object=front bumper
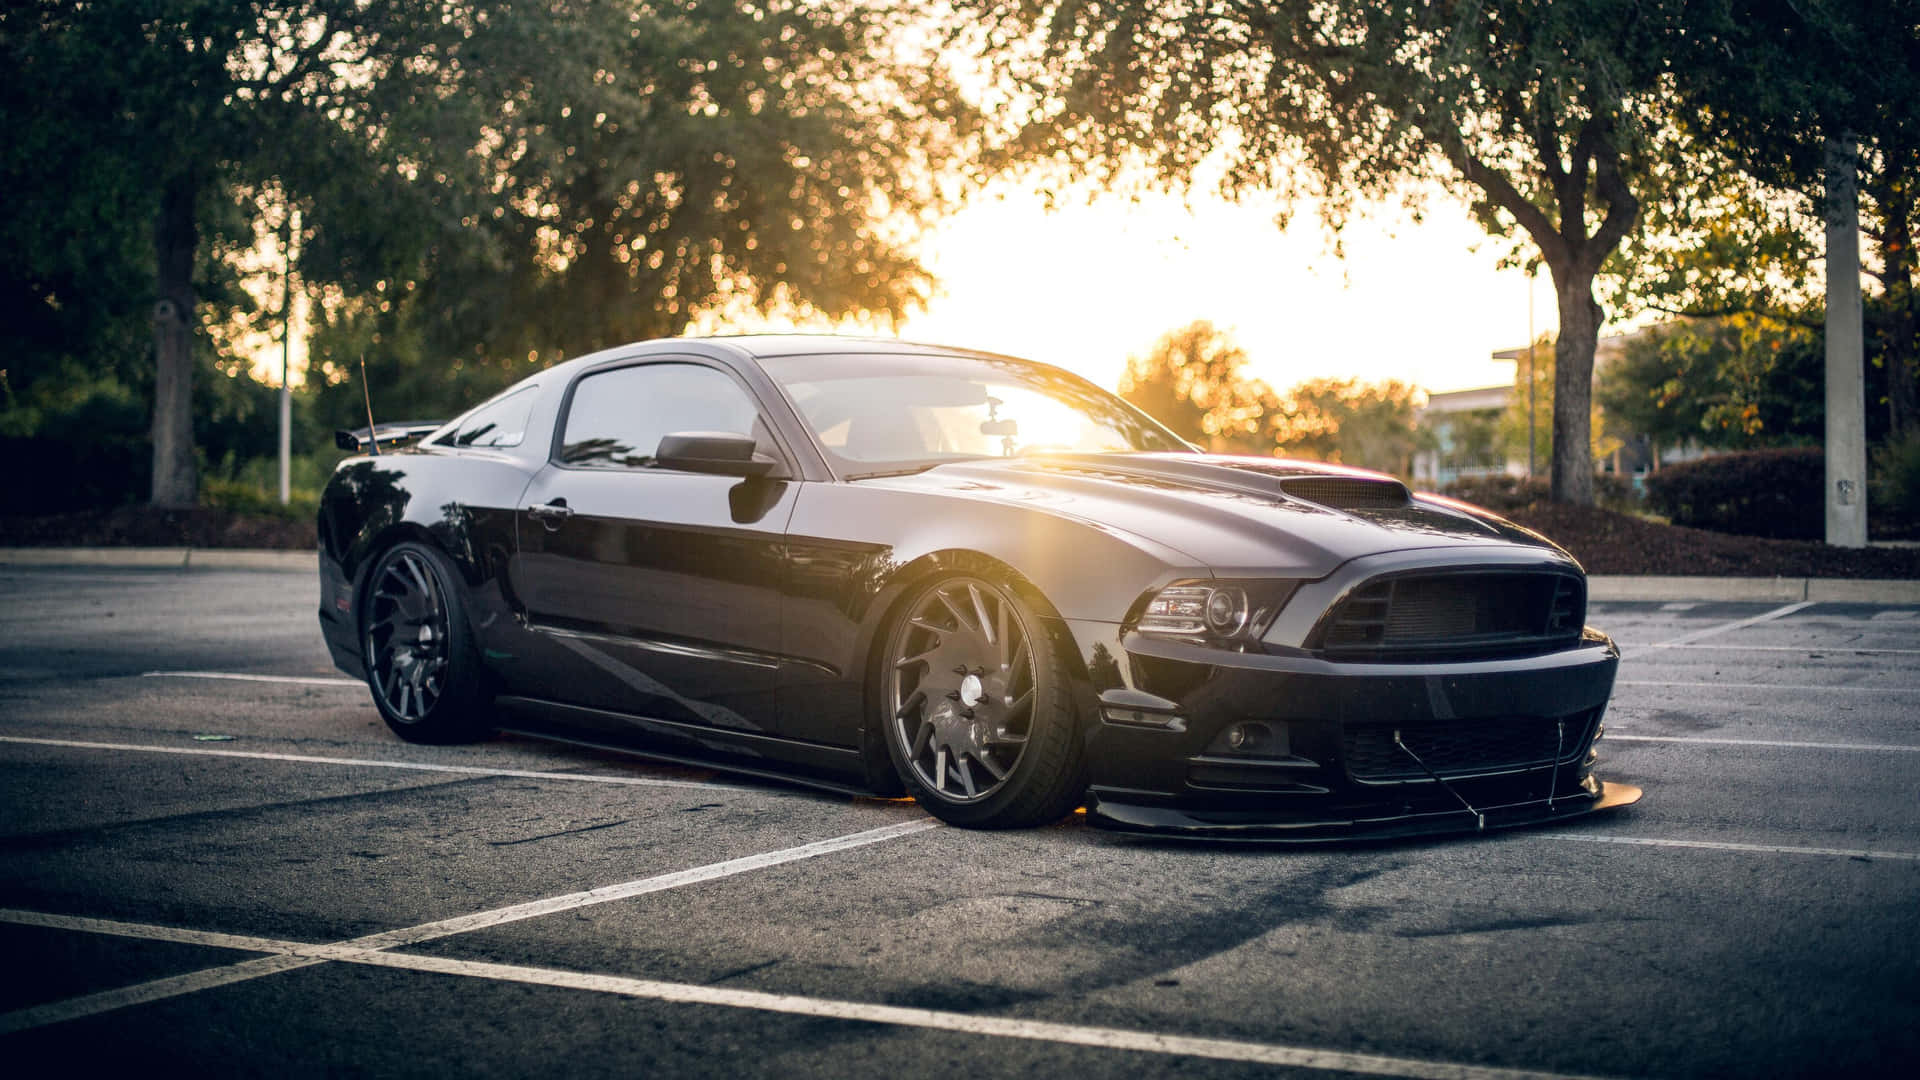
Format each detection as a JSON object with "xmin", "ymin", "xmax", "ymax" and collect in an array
[{"xmin": 1075, "ymin": 625, "xmax": 1635, "ymax": 841}]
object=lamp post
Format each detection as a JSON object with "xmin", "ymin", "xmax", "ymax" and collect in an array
[
  {"xmin": 279, "ymin": 209, "xmax": 298, "ymax": 505},
  {"xmin": 1526, "ymin": 263, "xmax": 1536, "ymax": 481}
]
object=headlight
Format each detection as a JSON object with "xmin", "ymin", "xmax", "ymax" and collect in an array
[{"xmin": 1134, "ymin": 580, "xmax": 1297, "ymax": 644}]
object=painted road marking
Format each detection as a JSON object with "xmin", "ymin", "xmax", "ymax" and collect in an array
[
  {"xmin": 1617, "ymin": 680, "xmax": 1920, "ymax": 694},
  {"xmin": 0, "ymin": 819, "xmax": 938, "ymax": 1035},
  {"xmin": 1544, "ymin": 834, "xmax": 1920, "ymax": 862},
  {"xmin": 142, "ymin": 670, "xmax": 363, "ymax": 687},
  {"xmin": 1627, "ymin": 644, "xmax": 1920, "ymax": 656},
  {"xmin": 1652, "ymin": 601, "xmax": 1813, "ymax": 647},
  {"xmin": 0, "ymin": 736, "xmax": 745, "ymax": 791},
  {"xmin": 1658, "ymin": 602, "xmax": 1697, "ymax": 611},
  {"xmin": 1605, "ymin": 734, "xmax": 1920, "ymax": 753},
  {"xmin": 0, "ymin": 911, "xmax": 1617, "ymax": 1080}
]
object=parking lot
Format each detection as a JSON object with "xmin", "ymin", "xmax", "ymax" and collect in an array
[{"xmin": 1, "ymin": 565, "xmax": 1915, "ymax": 1078}]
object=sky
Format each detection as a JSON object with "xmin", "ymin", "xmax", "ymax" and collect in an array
[
  {"xmin": 259, "ymin": 177, "xmax": 1560, "ymax": 399},
  {"xmin": 891, "ymin": 180, "xmax": 1556, "ymax": 397}
]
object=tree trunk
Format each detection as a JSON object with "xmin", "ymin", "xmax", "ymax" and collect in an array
[
  {"xmin": 150, "ymin": 171, "xmax": 199, "ymax": 508},
  {"xmin": 1548, "ymin": 268, "xmax": 1600, "ymax": 506}
]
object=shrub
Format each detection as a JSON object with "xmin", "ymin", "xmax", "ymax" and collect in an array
[
  {"xmin": 1440, "ymin": 472, "xmax": 1636, "ymax": 513},
  {"xmin": 1643, "ymin": 448, "xmax": 1824, "ymax": 540},
  {"xmin": 1871, "ymin": 433, "xmax": 1920, "ymax": 537}
]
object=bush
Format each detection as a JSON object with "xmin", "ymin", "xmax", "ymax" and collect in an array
[
  {"xmin": 1440, "ymin": 472, "xmax": 1636, "ymax": 513},
  {"xmin": 1872, "ymin": 433, "xmax": 1920, "ymax": 537},
  {"xmin": 1643, "ymin": 448, "xmax": 1824, "ymax": 540}
]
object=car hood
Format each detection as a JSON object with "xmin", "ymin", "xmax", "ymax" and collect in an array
[{"xmin": 854, "ymin": 453, "xmax": 1571, "ymax": 579}]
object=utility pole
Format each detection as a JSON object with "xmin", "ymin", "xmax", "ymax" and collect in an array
[
  {"xmin": 279, "ymin": 209, "xmax": 297, "ymax": 505},
  {"xmin": 1824, "ymin": 136, "xmax": 1867, "ymax": 547}
]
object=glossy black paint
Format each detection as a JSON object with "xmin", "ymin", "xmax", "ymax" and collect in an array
[{"xmin": 318, "ymin": 334, "xmax": 1629, "ymax": 836}]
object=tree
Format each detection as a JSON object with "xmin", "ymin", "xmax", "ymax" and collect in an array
[
  {"xmin": 1664, "ymin": 2, "xmax": 1920, "ymax": 439},
  {"xmin": 305, "ymin": 0, "xmax": 970, "ymax": 384},
  {"xmin": 1503, "ymin": 337, "xmax": 1621, "ymax": 470},
  {"xmin": 5, "ymin": 2, "xmax": 508, "ymax": 505},
  {"xmin": 1270, "ymin": 378, "xmax": 1428, "ymax": 477},
  {"xmin": 1118, "ymin": 321, "xmax": 1273, "ymax": 452},
  {"xmin": 6, "ymin": 2, "xmax": 968, "ymax": 506},
  {"xmin": 1596, "ymin": 316, "xmax": 1824, "ymax": 453},
  {"xmin": 958, "ymin": 1, "xmax": 1692, "ymax": 505}
]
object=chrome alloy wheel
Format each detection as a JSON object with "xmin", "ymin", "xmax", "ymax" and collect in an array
[
  {"xmin": 364, "ymin": 549, "xmax": 450, "ymax": 723},
  {"xmin": 885, "ymin": 577, "xmax": 1039, "ymax": 803}
]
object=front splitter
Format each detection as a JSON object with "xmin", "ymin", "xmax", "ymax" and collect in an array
[{"xmin": 1087, "ymin": 779, "xmax": 1644, "ymax": 844}]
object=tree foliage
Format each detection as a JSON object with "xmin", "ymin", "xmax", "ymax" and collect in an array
[
  {"xmin": 1118, "ymin": 322, "xmax": 1424, "ymax": 475},
  {"xmin": 1117, "ymin": 321, "xmax": 1271, "ymax": 453},
  {"xmin": 1658, "ymin": 1, "xmax": 1920, "ymax": 438},
  {"xmin": 3, "ymin": 1, "xmax": 969, "ymax": 505},
  {"xmin": 958, "ymin": 0, "xmax": 1694, "ymax": 504},
  {"xmin": 1269, "ymin": 378, "xmax": 1428, "ymax": 476},
  {"xmin": 1596, "ymin": 317, "xmax": 1824, "ymax": 452}
]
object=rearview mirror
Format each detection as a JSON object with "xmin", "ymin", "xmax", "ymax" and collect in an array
[{"xmin": 655, "ymin": 431, "xmax": 781, "ymax": 478}]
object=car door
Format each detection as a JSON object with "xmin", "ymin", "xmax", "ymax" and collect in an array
[{"xmin": 506, "ymin": 358, "xmax": 800, "ymax": 739}]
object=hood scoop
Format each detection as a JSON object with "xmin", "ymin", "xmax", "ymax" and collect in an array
[
  {"xmin": 1275, "ymin": 475, "xmax": 1411, "ymax": 510},
  {"xmin": 1010, "ymin": 453, "xmax": 1415, "ymax": 511}
]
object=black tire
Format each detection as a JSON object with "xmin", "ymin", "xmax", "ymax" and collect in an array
[
  {"xmin": 359, "ymin": 541, "xmax": 494, "ymax": 744},
  {"xmin": 880, "ymin": 574, "xmax": 1086, "ymax": 828}
]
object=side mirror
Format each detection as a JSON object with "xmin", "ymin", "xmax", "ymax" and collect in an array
[{"xmin": 655, "ymin": 431, "xmax": 783, "ymax": 478}]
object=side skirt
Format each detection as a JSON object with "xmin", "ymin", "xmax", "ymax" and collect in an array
[{"xmin": 494, "ymin": 695, "xmax": 876, "ymax": 798}]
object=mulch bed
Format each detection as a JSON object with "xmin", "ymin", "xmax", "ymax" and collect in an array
[
  {"xmin": 4, "ymin": 503, "xmax": 1917, "ymax": 579},
  {"xmin": 0, "ymin": 507, "xmax": 316, "ymax": 551},
  {"xmin": 1509, "ymin": 503, "xmax": 1920, "ymax": 579}
]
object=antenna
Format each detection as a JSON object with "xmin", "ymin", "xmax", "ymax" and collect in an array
[{"xmin": 359, "ymin": 355, "xmax": 379, "ymax": 456}]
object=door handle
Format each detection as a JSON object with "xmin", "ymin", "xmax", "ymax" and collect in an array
[{"xmin": 526, "ymin": 499, "xmax": 573, "ymax": 523}]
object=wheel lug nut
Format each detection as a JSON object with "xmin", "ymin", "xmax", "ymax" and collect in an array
[
  {"xmin": 946, "ymin": 690, "xmax": 962, "ymax": 701},
  {"xmin": 952, "ymin": 665, "xmax": 969, "ymax": 675}
]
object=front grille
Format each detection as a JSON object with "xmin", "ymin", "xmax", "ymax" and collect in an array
[
  {"xmin": 1342, "ymin": 712, "xmax": 1596, "ymax": 782},
  {"xmin": 1313, "ymin": 571, "xmax": 1584, "ymax": 660},
  {"xmin": 1278, "ymin": 476, "xmax": 1410, "ymax": 509}
]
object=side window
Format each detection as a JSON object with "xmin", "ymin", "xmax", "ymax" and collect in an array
[
  {"xmin": 560, "ymin": 363, "xmax": 762, "ymax": 469},
  {"xmin": 436, "ymin": 386, "xmax": 536, "ymax": 449}
]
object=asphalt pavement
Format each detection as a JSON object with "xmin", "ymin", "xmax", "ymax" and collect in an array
[{"xmin": 1, "ymin": 566, "xmax": 1916, "ymax": 1078}]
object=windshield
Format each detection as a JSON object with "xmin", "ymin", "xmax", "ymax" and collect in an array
[{"xmin": 761, "ymin": 351, "xmax": 1192, "ymax": 476}]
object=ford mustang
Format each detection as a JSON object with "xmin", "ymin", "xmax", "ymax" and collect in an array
[{"xmin": 316, "ymin": 335, "xmax": 1640, "ymax": 838}]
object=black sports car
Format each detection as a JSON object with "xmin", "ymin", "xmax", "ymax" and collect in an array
[{"xmin": 317, "ymin": 335, "xmax": 1640, "ymax": 838}]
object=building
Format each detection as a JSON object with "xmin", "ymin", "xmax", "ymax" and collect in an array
[{"xmin": 1410, "ymin": 383, "xmax": 1516, "ymax": 489}]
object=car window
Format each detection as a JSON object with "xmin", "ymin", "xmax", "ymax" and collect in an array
[
  {"xmin": 436, "ymin": 385, "xmax": 537, "ymax": 449},
  {"xmin": 559, "ymin": 363, "xmax": 762, "ymax": 469}
]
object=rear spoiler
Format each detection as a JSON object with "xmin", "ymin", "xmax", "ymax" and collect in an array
[{"xmin": 334, "ymin": 420, "xmax": 446, "ymax": 454}]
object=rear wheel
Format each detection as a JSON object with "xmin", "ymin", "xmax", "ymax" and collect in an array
[
  {"xmin": 360, "ymin": 541, "xmax": 492, "ymax": 743},
  {"xmin": 881, "ymin": 575, "xmax": 1085, "ymax": 827}
]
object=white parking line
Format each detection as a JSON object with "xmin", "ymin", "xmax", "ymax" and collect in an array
[
  {"xmin": 1544, "ymin": 834, "xmax": 1920, "ymax": 862},
  {"xmin": 1629, "ymin": 644, "xmax": 1920, "ymax": 656},
  {"xmin": 1616, "ymin": 680, "xmax": 1920, "ymax": 694},
  {"xmin": 0, "ymin": 819, "xmax": 938, "ymax": 1035},
  {"xmin": 1605, "ymin": 734, "xmax": 1920, "ymax": 753},
  {"xmin": 0, "ymin": 911, "xmax": 1616, "ymax": 1080},
  {"xmin": 0, "ymin": 736, "xmax": 748, "ymax": 791},
  {"xmin": 1652, "ymin": 601, "xmax": 1813, "ymax": 647},
  {"xmin": 142, "ymin": 670, "xmax": 363, "ymax": 687}
]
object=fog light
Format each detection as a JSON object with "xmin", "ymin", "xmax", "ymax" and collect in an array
[{"xmin": 1226, "ymin": 722, "xmax": 1269, "ymax": 752}]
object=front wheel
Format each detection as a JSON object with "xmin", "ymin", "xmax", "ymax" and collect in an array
[
  {"xmin": 360, "ymin": 541, "xmax": 494, "ymax": 744},
  {"xmin": 881, "ymin": 575, "xmax": 1085, "ymax": 828}
]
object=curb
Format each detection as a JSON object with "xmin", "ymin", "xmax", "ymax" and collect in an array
[
  {"xmin": 4, "ymin": 549, "xmax": 1918, "ymax": 604},
  {"xmin": 0, "ymin": 548, "xmax": 317, "ymax": 572},
  {"xmin": 1587, "ymin": 575, "xmax": 1920, "ymax": 604}
]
